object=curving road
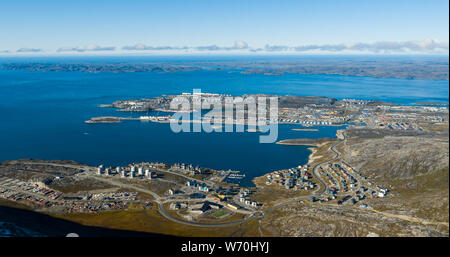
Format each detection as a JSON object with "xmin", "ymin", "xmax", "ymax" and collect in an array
[
  {"xmin": 312, "ymin": 131, "xmax": 346, "ymax": 196},
  {"xmin": 157, "ymin": 202, "xmax": 257, "ymax": 227},
  {"xmin": 262, "ymin": 132, "xmax": 346, "ymax": 214},
  {"xmin": 25, "ymin": 132, "xmax": 346, "ymax": 228},
  {"xmin": 154, "ymin": 168, "xmax": 213, "ymax": 187}
]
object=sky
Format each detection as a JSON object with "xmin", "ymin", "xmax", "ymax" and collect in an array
[{"xmin": 0, "ymin": 0, "xmax": 448, "ymax": 55}]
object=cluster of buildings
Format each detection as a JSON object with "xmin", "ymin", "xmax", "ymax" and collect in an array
[
  {"xmin": 375, "ymin": 121, "xmax": 422, "ymax": 131},
  {"xmin": 238, "ymin": 189, "xmax": 258, "ymax": 208},
  {"xmin": 62, "ymin": 199, "xmax": 134, "ymax": 213},
  {"xmin": 390, "ymin": 105, "xmax": 448, "ymax": 113},
  {"xmin": 188, "ymin": 200, "xmax": 223, "ymax": 215},
  {"xmin": 18, "ymin": 181, "xmax": 63, "ymax": 200},
  {"xmin": 170, "ymin": 163, "xmax": 204, "ymax": 175},
  {"xmin": 186, "ymin": 180, "xmax": 210, "ymax": 193},
  {"xmin": 0, "ymin": 187, "xmax": 52, "ymax": 207},
  {"xmin": 97, "ymin": 164, "xmax": 155, "ymax": 180},
  {"xmin": 106, "ymin": 94, "xmax": 448, "ymax": 137},
  {"xmin": 266, "ymin": 165, "xmax": 315, "ymax": 191},
  {"xmin": 89, "ymin": 192, "xmax": 137, "ymax": 201},
  {"xmin": 62, "ymin": 191, "xmax": 150, "ymax": 213},
  {"xmin": 139, "ymin": 115, "xmax": 172, "ymax": 122},
  {"xmin": 278, "ymin": 118, "xmax": 335, "ymax": 125},
  {"xmin": 169, "ymin": 200, "xmax": 228, "ymax": 216},
  {"xmin": 110, "ymin": 99, "xmax": 155, "ymax": 112},
  {"xmin": 320, "ymin": 163, "xmax": 360, "ymax": 194},
  {"xmin": 169, "ymin": 201, "xmax": 188, "ymax": 210},
  {"xmin": 97, "ymin": 161, "xmax": 207, "ymax": 180},
  {"xmin": 60, "ymin": 192, "xmax": 143, "ymax": 213},
  {"xmin": 352, "ymin": 102, "xmax": 448, "ymax": 130},
  {"xmin": 315, "ymin": 162, "xmax": 389, "ymax": 205},
  {"xmin": 0, "ymin": 178, "xmax": 63, "ymax": 208},
  {"xmin": 341, "ymin": 99, "xmax": 373, "ymax": 106},
  {"xmin": 278, "ymin": 106, "xmax": 353, "ymax": 126},
  {"xmin": 184, "ymin": 179, "xmax": 246, "ymax": 211},
  {"xmin": 0, "ymin": 175, "xmax": 145, "ymax": 213},
  {"xmin": 337, "ymin": 185, "xmax": 387, "ymax": 206}
]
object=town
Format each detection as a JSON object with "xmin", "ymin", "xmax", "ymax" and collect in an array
[
  {"xmin": 0, "ymin": 175, "xmax": 150, "ymax": 213},
  {"xmin": 0, "ymin": 93, "xmax": 447, "ymax": 231},
  {"xmin": 0, "ymin": 154, "xmax": 391, "ymax": 224},
  {"xmin": 86, "ymin": 93, "xmax": 448, "ymax": 135}
]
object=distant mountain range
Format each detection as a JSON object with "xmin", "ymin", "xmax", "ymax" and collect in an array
[{"xmin": 0, "ymin": 56, "xmax": 448, "ymax": 80}]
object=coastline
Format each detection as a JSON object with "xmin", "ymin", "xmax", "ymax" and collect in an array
[
  {"xmin": 291, "ymin": 128, "xmax": 319, "ymax": 132},
  {"xmin": 306, "ymin": 146, "xmax": 318, "ymax": 165},
  {"xmin": 275, "ymin": 138, "xmax": 335, "ymax": 146},
  {"xmin": 252, "ymin": 137, "xmax": 333, "ymax": 186}
]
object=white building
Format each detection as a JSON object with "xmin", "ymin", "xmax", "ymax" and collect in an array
[{"xmin": 97, "ymin": 165, "xmax": 104, "ymax": 175}]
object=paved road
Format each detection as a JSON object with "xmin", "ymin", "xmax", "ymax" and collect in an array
[
  {"xmin": 312, "ymin": 132, "xmax": 346, "ymax": 195},
  {"xmin": 154, "ymin": 168, "xmax": 214, "ymax": 187},
  {"xmin": 83, "ymin": 169, "xmax": 256, "ymax": 227},
  {"xmin": 157, "ymin": 202, "xmax": 257, "ymax": 228},
  {"xmin": 21, "ymin": 133, "xmax": 347, "ymax": 227},
  {"xmin": 85, "ymin": 174, "xmax": 162, "ymax": 201},
  {"xmin": 21, "ymin": 162, "xmax": 93, "ymax": 171},
  {"xmin": 262, "ymin": 132, "xmax": 346, "ymax": 214}
]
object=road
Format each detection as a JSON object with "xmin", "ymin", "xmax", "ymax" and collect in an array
[
  {"xmin": 83, "ymin": 168, "xmax": 257, "ymax": 227},
  {"xmin": 21, "ymin": 162, "xmax": 92, "ymax": 171},
  {"xmin": 20, "ymin": 132, "xmax": 347, "ymax": 227},
  {"xmin": 262, "ymin": 132, "xmax": 346, "ymax": 214},
  {"xmin": 157, "ymin": 202, "xmax": 257, "ymax": 227},
  {"xmin": 85, "ymin": 175, "xmax": 162, "ymax": 201},
  {"xmin": 312, "ymin": 131, "xmax": 346, "ymax": 195},
  {"xmin": 153, "ymin": 167, "xmax": 214, "ymax": 187}
]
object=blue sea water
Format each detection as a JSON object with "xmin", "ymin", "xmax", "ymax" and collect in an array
[{"xmin": 0, "ymin": 56, "xmax": 448, "ymax": 186}]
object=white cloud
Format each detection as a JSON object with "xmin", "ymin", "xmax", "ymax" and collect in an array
[
  {"xmin": 122, "ymin": 41, "xmax": 249, "ymax": 52},
  {"xmin": 122, "ymin": 44, "xmax": 187, "ymax": 51},
  {"xmin": 233, "ymin": 40, "xmax": 248, "ymax": 49},
  {"xmin": 57, "ymin": 45, "xmax": 116, "ymax": 52},
  {"xmin": 16, "ymin": 48, "xmax": 42, "ymax": 53},
  {"xmin": 44, "ymin": 39, "xmax": 449, "ymax": 54},
  {"xmin": 259, "ymin": 39, "xmax": 449, "ymax": 53}
]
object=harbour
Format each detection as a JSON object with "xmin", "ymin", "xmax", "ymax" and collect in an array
[{"xmin": 0, "ymin": 63, "xmax": 448, "ymax": 187}]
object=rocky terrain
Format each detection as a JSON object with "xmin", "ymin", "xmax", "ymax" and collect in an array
[
  {"xmin": 263, "ymin": 127, "xmax": 449, "ymax": 237},
  {"xmin": 262, "ymin": 202, "xmax": 448, "ymax": 237},
  {"xmin": 339, "ymin": 135, "xmax": 449, "ymax": 179},
  {"xmin": 1, "ymin": 56, "xmax": 448, "ymax": 80},
  {"xmin": 0, "ymin": 159, "xmax": 116, "ymax": 193},
  {"xmin": 0, "ymin": 159, "xmax": 84, "ymax": 181},
  {"xmin": 337, "ymin": 134, "xmax": 449, "ymax": 224},
  {"xmin": 0, "ymin": 133, "xmax": 448, "ymax": 237}
]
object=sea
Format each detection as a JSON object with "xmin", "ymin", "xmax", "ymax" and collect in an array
[{"xmin": 0, "ymin": 55, "xmax": 448, "ymax": 186}]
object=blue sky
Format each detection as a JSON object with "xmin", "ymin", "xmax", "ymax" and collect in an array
[{"xmin": 0, "ymin": 0, "xmax": 448, "ymax": 54}]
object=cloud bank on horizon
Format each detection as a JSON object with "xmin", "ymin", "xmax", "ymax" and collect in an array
[
  {"xmin": 3, "ymin": 39, "xmax": 449, "ymax": 55},
  {"xmin": 260, "ymin": 39, "xmax": 449, "ymax": 53},
  {"xmin": 122, "ymin": 40, "xmax": 249, "ymax": 52},
  {"xmin": 16, "ymin": 48, "xmax": 43, "ymax": 53},
  {"xmin": 57, "ymin": 45, "xmax": 116, "ymax": 53}
]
